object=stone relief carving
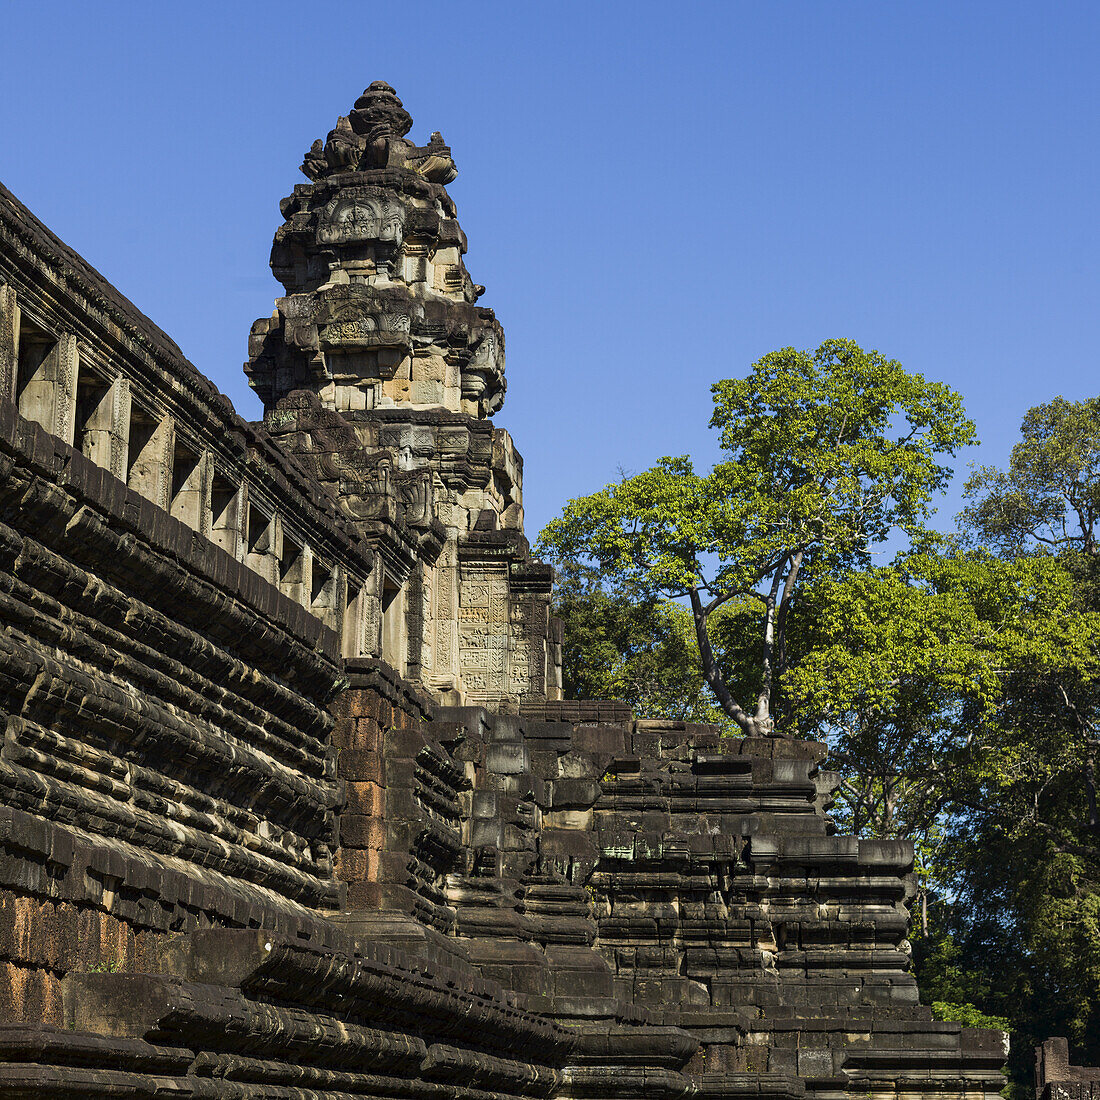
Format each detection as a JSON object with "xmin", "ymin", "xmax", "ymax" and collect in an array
[{"xmin": 317, "ymin": 197, "xmax": 381, "ymax": 244}]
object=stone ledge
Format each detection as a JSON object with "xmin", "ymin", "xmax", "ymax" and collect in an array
[
  {"xmin": 345, "ymin": 657, "xmax": 438, "ymax": 722},
  {"xmin": 520, "ymin": 700, "xmax": 633, "ymax": 724},
  {"xmin": 0, "ymin": 410, "xmax": 342, "ymax": 672}
]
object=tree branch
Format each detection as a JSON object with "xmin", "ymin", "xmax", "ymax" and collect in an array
[{"xmin": 688, "ymin": 586, "xmax": 757, "ymax": 733}]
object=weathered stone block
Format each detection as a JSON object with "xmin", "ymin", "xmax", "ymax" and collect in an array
[
  {"xmin": 339, "ymin": 814, "xmax": 387, "ymax": 849},
  {"xmin": 344, "ymin": 781, "xmax": 385, "ymax": 817},
  {"xmin": 338, "ymin": 749, "xmax": 384, "ymax": 783}
]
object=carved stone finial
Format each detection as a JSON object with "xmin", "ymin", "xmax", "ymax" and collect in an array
[
  {"xmin": 323, "ymin": 115, "xmax": 361, "ymax": 172},
  {"xmin": 265, "ymin": 86, "xmax": 501, "ymax": 418},
  {"xmin": 297, "ymin": 82, "xmax": 461, "ymax": 181},
  {"xmin": 350, "ymin": 81, "xmax": 413, "ymax": 139}
]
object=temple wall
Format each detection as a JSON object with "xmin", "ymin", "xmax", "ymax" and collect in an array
[
  {"xmin": 582, "ymin": 721, "xmax": 1008, "ymax": 1097},
  {"xmin": 261, "ymin": 395, "xmax": 561, "ymax": 711},
  {"xmin": 0, "ymin": 183, "xmax": 595, "ymax": 1100},
  {"xmin": 0, "ymin": 398, "xmax": 348, "ymax": 1024},
  {"xmin": 511, "ymin": 710, "xmax": 1008, "ymax": 1100},
  {"xmin": 0, "ymin": 182, "xmax": 382, "ymax": 661}
]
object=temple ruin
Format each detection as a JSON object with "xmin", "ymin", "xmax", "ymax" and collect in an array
[{"xmin": 0, "ymin": 82, "xmax": 1007, "ymax": 1098}]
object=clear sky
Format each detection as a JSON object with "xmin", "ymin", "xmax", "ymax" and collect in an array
[{"xmin": 2, "ymin": 2, "xmax": 1097, "ymax": 544}]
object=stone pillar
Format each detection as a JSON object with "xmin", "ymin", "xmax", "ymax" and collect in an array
[
  {"xmin": 330, "ymin": 660, "xmax": 450, "ymax": 927},
  {"xmin": 0, "ymin": 284, "xmax": 17, "ymax": 402},
  {"xmin": 76, "ymin": 373, "xmax": 126, "ymax": 472},
  {"xmin": 54, "ymin": 333, "xmax": 78, "ymax": 443},
  {"xmin": 405, "ymin": 564, "xmax": 426, "ymax": 681},
  {"xmin": 210, "ymin": 473, "xmax": 244, "ymax": 559},
  {"xmin": 108, "ymin": 377, "xmax": 131, "ymax": 481},
  {"xmin": 169, "ymin": 446, "xmax": 212, "ymax": 534},
  {"xmin": 380, "ymin": 583, "xmax": 407, "ymax": 674},
  {"xmin": 127, "ymin": 412, "xmax": 173, "ymax": 510},
  {"xmin": 458, "ymin": 560, "xmax": 509, "ymax": 704},
  {"xmin": 429, "ymin": 554, "xmax": 460, "ymax": 696}
]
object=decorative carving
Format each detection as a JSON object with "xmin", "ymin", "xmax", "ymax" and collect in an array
[
  {"xmin": 248, "ymin": 85, "xmax": 561, "ymax": 704},
  {"xmin": 255, "ymin": 84, "xmax": 505, "ymax": 419},
  {"xmin": 317, "ymin": 197, "xmax": 380, "ymax": 244}
]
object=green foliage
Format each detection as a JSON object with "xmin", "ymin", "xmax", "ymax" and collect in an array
[
  {"xmin": 85, "ymin": 958, "xmax": 123, "ymax": 974},
  {"xmin": 790, "ymin": 549, "xmax": 1095, "ymax": 727},
  {"xmin": 913, "ymin": 396, "xmax": 1100, "ymax": 1081},
  {"xmin": 786, "ymin": 547, "xmax": 1100, "ymax": 825},
  {"xmin": 552, "ymin": 563, "xmax": 734, "ymax": 726},
  {"xmin": 913, "ymin": 919, "xmax": 994, "ymax": 1008},
  {"xmin": 542, "ymin": 370, "xmax": 1100, "ymax": 1086},
  {"xmin": 788, "ymin": 543, "xmax": 1100, "ymax": 1073},
  {"xmin": 930, "ymin": 1002, "xmax": 1010, "ymax": 1030},
  {"xmin": 961, "ymin": 396, "xmax": 1100, "ymax": 556},
  {"xmin": 935, "ymin": 826, "xmax": 1100, "ymax": 1082},
  {"xmin": 538, "ymin": 340, "xmax": 975, "ymax": 734},
  {"xmin": 707, "ymin": 340, "xmax": 974, "ymax": 577},
  {"xmin": 781, "ymin": 543, "xmax": 1100, "ymax": 1031}
]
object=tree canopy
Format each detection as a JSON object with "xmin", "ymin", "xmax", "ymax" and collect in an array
[
  {"xmin": 551, "ymin": 561, "xmax": 731, "ymax": 726},
  {"xmin": 961, "ymin": 396, "xmax": 1100, "ymax": 556},
  {"xmin": 537, "ymin": 339, "xmax": 976, "ymax": 735}
]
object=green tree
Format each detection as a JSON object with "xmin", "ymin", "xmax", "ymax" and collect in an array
[
  {"xmin": 783, "ymin": 538, "xmax": 1100, "ymax": 1085},
  {"xmin": 551, "ymin": 562, "xmax": 732, "ymax": 725},
  {"xmin": 537, "ymin": 339, "xmax": 976, "ymax": 736},
  {"xmin": 961, "ymin": 395, "xmax": 1100, "ymax": 556},
  {"xmin": 921, "ymin": 395, "xmax": 1100, "ymax": 1081},
  {"xmin": 939, "ymin": 786, "xmax": 1100, "ymax": 1084},
  {"xmin": 957, "ymin": 396, "xmax": 1100, "ymax": 864},
  {"xmin": 787, "ymin": 548, "xmax": 1100, "ymax": 935}
]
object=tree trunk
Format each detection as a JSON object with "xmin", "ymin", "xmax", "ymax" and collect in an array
[
  {"xmin": 773, "ymin": 549, "xmax": 804, "ymax": 701},
  {"xmin": 1085, "ymin": 753, "xmax": 1099, "ymax": 833},
  {"xmin": 753, "ymin": 563, "xmax": 788, "ymax": 733},
  {"xmin": 688, "ymin": 588, "xmax": 772, "ymax": 735}
]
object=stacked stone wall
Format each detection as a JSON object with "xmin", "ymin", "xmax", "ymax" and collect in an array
[
  {"xmin": 0, "ymin": 400, "xmax": 349, "ymax": 1028},
  {"xmin": 582, "ymin": 720, "xmax": 1008, "ymax": 1100},
  {"xmin": 0, "ymin": 223, "xmax": 589, "ymax": 1100},
  {"xmin": 0, "ymin": 181, "xmax": 384, "ymax": 663}
]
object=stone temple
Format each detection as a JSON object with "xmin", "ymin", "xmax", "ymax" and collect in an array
[{"xmin": 0, "ymin": 83, "xmax": 1007, "ymax": 1098}]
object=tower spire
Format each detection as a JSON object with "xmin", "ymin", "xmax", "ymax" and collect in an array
[{"xmin": 248, "ymin": 82, "xmax": 499, "ymax": 418}]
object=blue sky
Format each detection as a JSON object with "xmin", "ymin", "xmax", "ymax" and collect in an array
[{"xmin": 2, "ymin": 2, "xmax": 1097, "ymax": 545}]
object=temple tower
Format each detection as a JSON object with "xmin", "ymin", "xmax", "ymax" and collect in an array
[{"xmin": 247, "ymin": 82, "xmax": 561, "ymax": 711}]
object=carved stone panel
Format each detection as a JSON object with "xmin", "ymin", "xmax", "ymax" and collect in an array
[
  {"xmin": 317, "ymin": 195, "xmax": 381, "ymax": 244},
  {"xmin": 459, "ymin": 563, "xmax": 510, "ymax": 699}
]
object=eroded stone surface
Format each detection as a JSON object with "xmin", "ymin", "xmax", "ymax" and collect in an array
[{"xmin": 1036, "ymin": 1038, "xmax": 1100, "ymax": 1100}]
